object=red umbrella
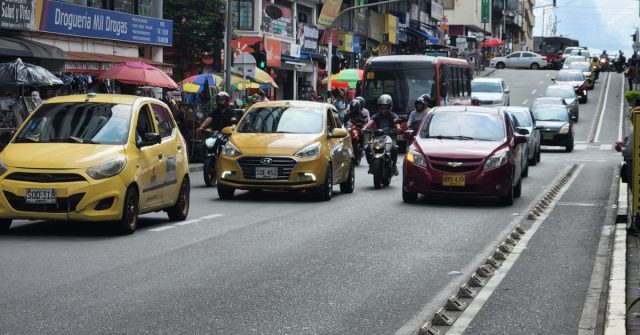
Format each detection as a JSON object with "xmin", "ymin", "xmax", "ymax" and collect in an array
[
  {"xmin": 99, "ymin": 61, "xmax": 178, "ymax": 90},
  {"xmin": 481, "ymin": 38, "xmax": 504, "ymax": 48}
]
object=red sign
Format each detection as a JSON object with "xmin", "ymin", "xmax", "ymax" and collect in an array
[
  {"xmin": 265, "ymin": 38, "xmax": 281, "ymax": 68},
  {"xmin": 319, "ymin": 28, "xmax": 340, "ymax": 47}
]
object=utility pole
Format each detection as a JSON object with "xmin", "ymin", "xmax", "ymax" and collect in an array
[
  {"xmin": 224, "ymin": 0, "xmax": 233, "ymax": 93},
  {"xmin": 541, "ymin": 6, "xmax": 545, "ymax": 37}
]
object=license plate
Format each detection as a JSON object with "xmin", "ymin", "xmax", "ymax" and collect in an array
[
  {"xmin": 255, "ymin": 167, "xmax": 278, "ymax": 179},
  {"xmin": 443, "ymin": 175, "xmax": 465, "ymax": 187},
  {"xmin": 26, "ymin": 188, "xmax": 56, "ymax": 204},
  {"xmin": 543, "ymin": 133, "xmax": 554, "ymax": 140}
]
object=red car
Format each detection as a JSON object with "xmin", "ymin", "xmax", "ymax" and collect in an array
[{"xmin": 402, "ymin": 106, "xmax": 528, "ymax": 205}]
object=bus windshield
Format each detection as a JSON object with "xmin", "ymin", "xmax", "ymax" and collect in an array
[
  {"xmin": 363, "ymin": 66, "xmax": 436, "ymax": 117},
  {"xmin": 539, "ymin": 37, "xmax": 579, "ymax": 55}
]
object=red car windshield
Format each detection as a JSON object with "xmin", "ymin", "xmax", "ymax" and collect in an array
[{"xmin": 420, "ymin": 112, "xmax": 505, "ymax": 141}]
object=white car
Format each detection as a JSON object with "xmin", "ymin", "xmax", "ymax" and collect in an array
[
  {"xmin": 490, "ymin": 51, "xmax": 548, "ymax": 70},
  {"xmin": 471, "ymin": 78, "xmax": 510, "ymax": 106},
  {"xmin": 562, "ymin": 47, "xmax": 588, "ymax": 59}
]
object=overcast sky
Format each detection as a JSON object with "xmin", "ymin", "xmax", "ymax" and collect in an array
[{"xmin": 533, "ymin": 0, "xmax": 639, "ymax": 56}]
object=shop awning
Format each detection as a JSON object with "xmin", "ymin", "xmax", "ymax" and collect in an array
[
  {"xmin": 0, "ymin": 36, "xmax": 66, "ymax": 60},
  {"xmin": 65, "ymin": 51, "xmax": 173, "ymax": 75},
  {"xmin": 404, "ymin": 27, "xmax": 439, "ymax": 44},
  {"xmin": 300, "ymin": 51, "xmax": 324, "ymax": 61}
]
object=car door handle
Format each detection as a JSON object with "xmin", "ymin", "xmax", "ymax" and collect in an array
[
  {"xmin": 158, "ymin": 153, "xmax": 164, "ymax": 159},
  {"xmin": 177, "ymin": 144, "xmax": 182, "ymax": 150}
]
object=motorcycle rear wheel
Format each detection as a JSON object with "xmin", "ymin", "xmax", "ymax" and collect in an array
[{"xmin": 203, "ymin": 157, "xmax": 217, "ymax": 187}]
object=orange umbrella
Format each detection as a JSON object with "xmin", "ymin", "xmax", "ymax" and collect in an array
[
  {"xmin": 481, "ymin": 38, "xmax": 504, "ymax": 48},
  {"xmin": 99, "ymin": 61, "xmax": 178, "ymax": 89}
]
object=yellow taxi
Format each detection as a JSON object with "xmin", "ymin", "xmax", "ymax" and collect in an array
[
  {"xmin": 0, "ymin": 93, "xmax": 190, "ymax": 235},
  {"xmin": 217, "ymin": 100, "xmax": 355, "ymax": 201}
]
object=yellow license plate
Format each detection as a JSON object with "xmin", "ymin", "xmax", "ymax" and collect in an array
[
  {"xmin": 443, "ymin": 175, "xmax": 465, "ymax": 187},
  {"xmin": 543, "ymin": 133, "xmax": 554, "ymax": 140}
]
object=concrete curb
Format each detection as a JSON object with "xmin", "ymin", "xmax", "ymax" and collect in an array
[
  {"xmin": 481, "ymin": 68, "xmax": 497, "ymax": 78},
  {"xmin": 604, "ymin": 180, "xmax": 628, "ymax": 335}
]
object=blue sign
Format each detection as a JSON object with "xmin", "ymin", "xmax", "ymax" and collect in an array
[
  {"xmin": 352, "ymin": 35, "xmax": 361, "ymax": 54},
  {"xmin": 39, "ymin": 0, "xmax": 172, "ymax": 46}
]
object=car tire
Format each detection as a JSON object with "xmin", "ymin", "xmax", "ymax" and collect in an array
[
  {"xmin": 114, "ymin": 186, "xmax": 139, "ymax": 235},
  {"xmin": 403, "ymin": 188, "xmax": 418, "ymax": 203},
  {"xmin": 340, "ymin": 162, "xmax": 355, "ymax": 194},
  {"xmin": 514, "ymin": 178, "xmax": 522, "ymax": 198},
  {"xmin": 167, "ymin": 176, "xmax": 190, "ymax": 221},
  {"xmin": 203, "ymin": 157, "xmax": 216, "ymax": 187},
  {"xmin": 496, "ymin": 62, "xmax": 505, "ymax": 69},
  {"xmin": 565, "ymin": 138, "xmax": 574, "ymax": 152},
  {"xmin": 318, "ymin": 165, "xmax": 333, "ymax": 201},
  {"xmin": 0, "ymin": 219, "xmax": 11, "ymax": 234},
  {"xmin": 530, "ymin": 63, "xmax": 540, "ymax": 70},
  {"xmin": 536, "ymin": 146, "xmax": 541, "ymax": 163},
  {"xmin": 217, "ymin": 183, "xmax": 235, "ymax": 199},
  {"xmin": 499, "ymin": 181, "xmax": 514, "ymax": 206}
]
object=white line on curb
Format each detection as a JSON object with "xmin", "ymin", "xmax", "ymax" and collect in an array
[
  {"xmin": 619, "ymin": 75, "xmax": 626, "ymax": 141},
  {"xmin": 447, "ymin": 165, "xmax": 585, "ymax": 335},
  {"xmin": 523, "ymin": 99, "xmax": 528, "ymax": 106},
  {"xmin": 595, "ymin": 73, "xmax": 613, "ymax": 143}
]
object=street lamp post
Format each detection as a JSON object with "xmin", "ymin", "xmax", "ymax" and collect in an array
[
  {"xmin": 225, "ymin": 0, "xmax": 233, "ymax": 93},
  {"xmin": 325, "ymin": 0, "xmax": 405, "ymax": 94}
]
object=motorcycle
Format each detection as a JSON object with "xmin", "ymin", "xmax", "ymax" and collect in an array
[
  {"xmin": 366, "ymin": 128, "xmax": 396, "ymax": 189},
  {"xmin": 348, "ymin": 118, "xmax": 366, "ymax": 166},
  {"xmin": 600, "ymin": 57, "xmax": 610, "ymax": 72},
  {"xmin": 201, "ymin": 129, "xmax": 228, "ymax": 187}
]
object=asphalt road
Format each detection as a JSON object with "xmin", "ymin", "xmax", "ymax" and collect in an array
[{"xmin": 0, "ymin": 70, "xmax": 624, "ymax": 335}]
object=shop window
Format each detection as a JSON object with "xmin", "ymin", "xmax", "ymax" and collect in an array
[
  {"xmin": 442, "ymin": 0, "xmax": 454, "ymax": 10},
  {"xmin": 233, "ymin": 0, "xmax": 254, "ymax": 30},
  {"xmin": 87, "ymin": 0, "xmax": 107, "ymax": 9},
  {"xmin": 58, "ymin": 0, "xmax": 90, "ymax": 5},
  {"xmin": 113, "ymin": 0, "xmax": 134, "ymax": 13},
  {"xmin": 137, "ymin": 0, "xmax": 152, "ymax": 16}
]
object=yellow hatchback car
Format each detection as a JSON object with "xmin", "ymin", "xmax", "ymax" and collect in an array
[
  {"xmin": 217, "ymin": 100, "xmax": 355, "ymax": 201},
  {"xmin": 0, "ymin": 94, "xmax": 190, "ymax": 235}
]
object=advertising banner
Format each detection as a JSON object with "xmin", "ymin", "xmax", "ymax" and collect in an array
[
  {"xmin": 352, "ymin": 35, "xmax": 361, "ymax": 54},
  {"xmin": 39, "ymin": 0, "xmax": 172, "ymax": 46},
  {"xmin": 261, "ymin": 3, "xmax": 292, "ymax": 37},
  {"xmin": 297, "ymin": 23, "xmax": 319, "ymax": 52},
  {"xmin": 337, "ymin": 33, "xmax": 352, "ymax": 52},
  {"xmin": 369, "ymin": 10, "xmax": 384, "ymax": 42},
  {"xmin": 384, "ymin": 14, "xmax": 397, "ymax": 44},
  {"xmin": 318, "ymin": 0, "xmax": 343, "ymax": 27},
  {"xmin": 0, "ymin": 0, "xmax": 38, "ymax": 31},
  {"xmin": 265, "ymin": 37, "xmax": 281, "ymax": 68}
]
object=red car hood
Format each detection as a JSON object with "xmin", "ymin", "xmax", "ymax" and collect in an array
[{"xmin": 414, "ymin": 138, "xmax": 503, "ymax": 159}]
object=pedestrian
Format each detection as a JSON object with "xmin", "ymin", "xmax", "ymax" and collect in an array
[
  {"xmin": 616, "ymin": 99, "xmax": 640, "ymax": 234},
  {"xmin": 627, "ymin": 61, "xmax": 636, "ymax": 90},
  {"xmin": 331, "ymin": 88, "xmax": 347, "ymax": 122}
]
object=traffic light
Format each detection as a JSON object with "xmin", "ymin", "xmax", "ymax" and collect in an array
[
  {"xmin": 553, "ymin": 0, "xmax": 556, "ymax": 6},
  {"xmin": 256, "ymin": 51, "xmax": 267, "ymax": 69},
  {"xmin": 331, "ymin": 55, "xmax": 341, "ymax": 71}
]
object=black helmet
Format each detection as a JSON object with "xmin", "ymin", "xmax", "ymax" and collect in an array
[
  {"xmin": 377, "ymin": 94, "xmax": 393, "ymax": 108},
  {"xmin": 349, "ymin": 99, "xmax": 361, "ymax": 114},
  {"xmin": 355, "ymin": 96, "xmax": 366, "ymax": 108}
]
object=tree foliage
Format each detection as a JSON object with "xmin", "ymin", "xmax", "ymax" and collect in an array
[{"xmin": 165, "ymin": 0, "xmax": 225, "ymax": 79}]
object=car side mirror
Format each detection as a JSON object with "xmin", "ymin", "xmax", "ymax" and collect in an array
[
  {"xmin": 138, "ymin": 133, "xmax": 161, "ymax": 147},
  {"xmin": 221, "ymin": 126, "xmax": 234, "ymax": 136},
  {"xmin": 514, "ymin": 134, "xmax": 528, "ymax": 144},
  {"xmin": 330, "ymin": 128, "xmax": 349, "ymax": 138},
  {"xmin": 534, "ymin": 125, "xmax": 544, "ymax": 130},
  {"xmin": 504, "ymin": 88, "xmax": 510, "ymax": 94},
  {"xmin": 516, "ymin": 127, "xmax": 530, "ymax": 135}
]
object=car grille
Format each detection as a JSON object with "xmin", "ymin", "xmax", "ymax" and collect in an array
[
  {"xmin": 428, "ymin": 156, "xmax": 483, "ymax": 173},
  {"xmin": 3, "ymin": 191, "xmax": 85, "ymax": 213},
  {"xmin": 428, "ymin": 156, "xmax": 484, "ymax": 163},
  {"xmin": 430, "ymin": 164, "xmax": 478, "ymax": 173},
  {"xmin": 5, "ymin": 172, "xmax": 86, "ymax": 183},
  {"xmin": 237, "ymin": 157, "xmax": 297, "ymax": 180},
  {"xmin": 430, "ymin": 183, "xmax": 478, "ymax": 192}
]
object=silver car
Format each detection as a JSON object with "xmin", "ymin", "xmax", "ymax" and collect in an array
[
  {"xmin": 543, "ymin": 85, "xmax": 580, "ymax": 122},
  {"xmin": 471, "ymin": 78, "xmax": 510, "ymax": 106},
  {"xmin": 489, "ymin": 51, "xmax": 548, "ymax": 70},
  {"xmin": 503, "ymin": 107, "xmax": 542, "ymax": 167}
]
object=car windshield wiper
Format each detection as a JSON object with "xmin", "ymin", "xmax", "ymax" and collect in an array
[
  {"xmin": 276, "ymin": 131, "xmax": 294, "ymax": 133},
  {"xmin": 14, "ymin": 136, "xmax": 39, "ymax": 143},
  {"xmin": 537, "ymin": 119, "xmax": 565, "ymax": 122},
  {"xmin": 428, "ymin": 135, "xmax": 475, "ymax": 140},
  {"xmin": 57, "ymin": 137, "xmax": 100, "ymax": 144}
]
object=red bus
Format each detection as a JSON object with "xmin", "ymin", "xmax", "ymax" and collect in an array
[
  {"xmin": 359, "ymin": 55, "xmax": 473, "ymax": 151},
  {"xmin": 538, "ymin": 36, "xmax": 579, "ymax": 67}
]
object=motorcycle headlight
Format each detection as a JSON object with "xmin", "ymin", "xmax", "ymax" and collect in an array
[
  {"xmin": 483, "ymin": 151, "xmax": 508, "ymax": 170},
  {"xmin": 295, "ymin": 142, "xmax": 321, "ymax": 159},
  {"xmin": 86, "ymin": 157, "xmax": 127, "ymax": 179},
  {"xmin": 222, "ymin": 141, "xmax": 242, "ymax": 157},
  {"xmin": 204, "ymin": 137, "xmax": 216, "ymax": 148},
  {"xmin": 0, "ymin": 160, "xmax": 8, "ymax": 176},
  {"xmin": 373, "ymin": 137, "xmax": 386, "ymax": 152},
  {"xmin": 406, "ymin": 150, "xmax": 426, "ymax": 168},
  {"xmin": 559, "ymin": 123, "xmax": 570, "ymax": 134}
]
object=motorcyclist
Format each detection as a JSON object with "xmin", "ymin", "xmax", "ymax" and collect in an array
[
  {"xmin": 354, "ymin": 96, "xmax": 371, "ymax": 122},
  {"xmin": 363, "ymin": 94, "xmax": 401, "ymax": 175},
  {"xmin": 408, "ymin": 94, "xmax": 431, "ymax": 130},
  {"xmin": 197, "ymin": 91, "xmax": 235, "ymax": 133},
  {"xmin": 345, "ymin": 99, "xmax": 367, "ymax": 126}
]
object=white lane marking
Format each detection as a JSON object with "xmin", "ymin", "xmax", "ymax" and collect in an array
[
  {"xmin": 557, "ymin": 202, "xmax": 601, "ymax": 207},
  {"xmin": 447, "ymin": 165, "xmax": 584, "ymax": 335},
  {"xmin": 175, "ymin": 219, "xmax": 202, "ymax": 226},
  {"xmin": 201, "ymin": 214, "xmax": 224, "ymax": 220},
  {"xmin": 522, "ymin": 99, "xmax": 528, "ymax": 106},
  {"xmin": 600, "ymin": 144, "xmax": 612, "ymax": 150},
  {"xmin": 150, "ymin": 226, "xmax": 177, "ymax": 232},
  {"xmin": 539, "ymin": 80, "xmax": 544, "ymax": 85},
  {"xmin": 575, "ymin": 141, "xmax": 588, "ymax": 144},
  {"xmin": 575, "ymin": 144, "xmax": 588, "ymax": 150},
  {"xmin": 619, "ymin": 75, "xmax": 625, "ymax": 141},
  {"xmin": 604, "ymin": 224, "xmax": 627, "ymax": 335},
  {"xmin": 594, "ymin": 73, "xmax": 613, "ymax": 143},
  {"xmin": 531, "ymin": 89, "xmax": 537, "ymax": 95}
]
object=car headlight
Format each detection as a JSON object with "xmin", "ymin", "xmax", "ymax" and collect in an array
[
  {"xmin": 483, "ymin": 151, "xmax": 508, "ymax": 170},
  {"xmin": 406, "ymin": 150, "xmax": 426, "ymax": 168},
  {"xmin": 221, "ymin": 141, "xmax": 242, "ymax": 157},
  {"xmin": 559, "ymin": 123, "xmax": 570, "ymax": 134},
  {"xmin": 295, "ymin": 142, "xmax": 321, "ymax": 159},
  {"xmin": 86, "ymin": 157, "xmax": 127, "ymax": 179},
  {"xmin": 0, "ymin": 160, "xmax": 7, "ymax": 176},
  {"xmin": 204, "ymin": 137, "xmax": 216, "ymax": 148}
]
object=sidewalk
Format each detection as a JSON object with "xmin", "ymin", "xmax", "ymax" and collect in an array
[{"xmin": 615, "ymin": 179, "xmax": 639, "ymax": 334}]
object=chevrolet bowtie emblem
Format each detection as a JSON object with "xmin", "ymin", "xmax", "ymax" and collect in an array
[{"xmin": 448, "ymin": 162, "xmax": 463, "ymax": 167}]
